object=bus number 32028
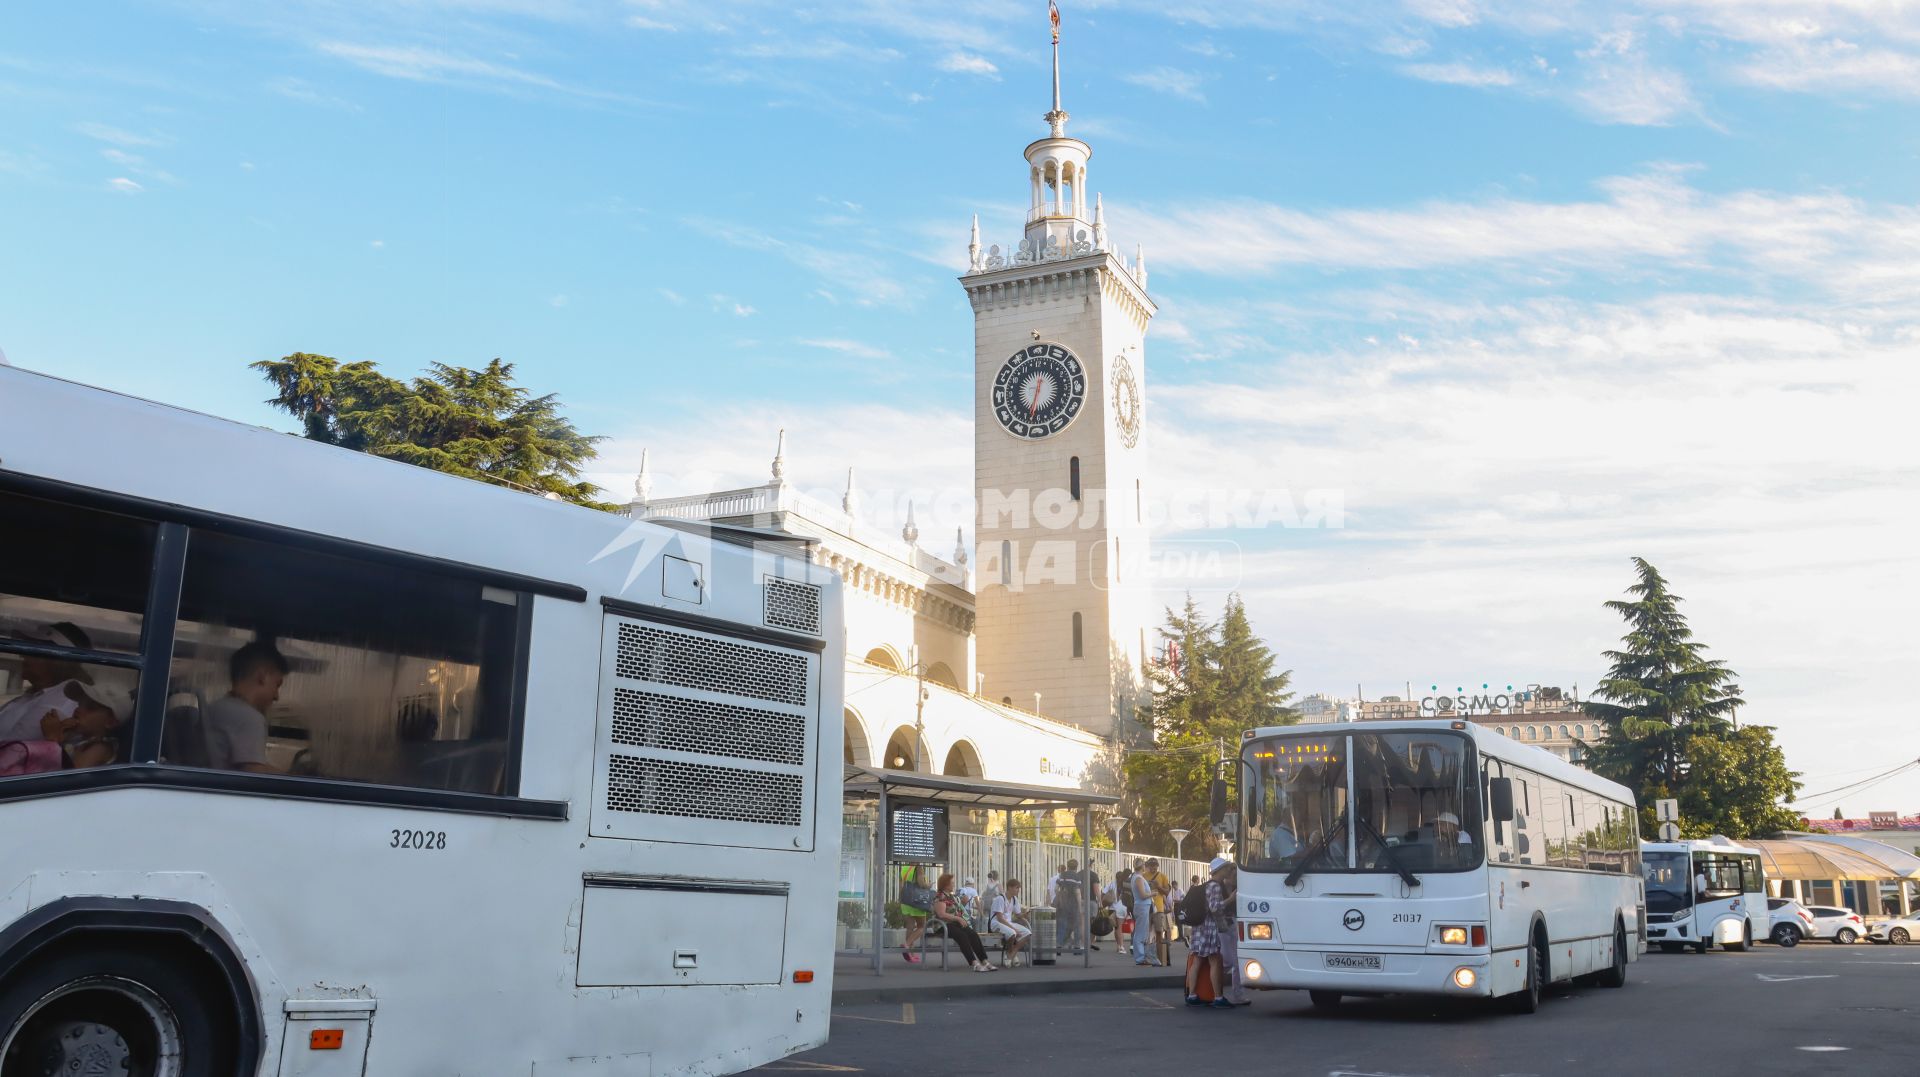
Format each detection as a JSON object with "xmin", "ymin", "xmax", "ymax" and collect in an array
[{"xmin": 390, "ymin": 829, "xmax": 448, "ymax": 850}]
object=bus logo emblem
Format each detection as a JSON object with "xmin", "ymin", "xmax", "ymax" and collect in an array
[{"xmin": 1343, "ymin": 909, "xmax": 1365, "ymax": 931}]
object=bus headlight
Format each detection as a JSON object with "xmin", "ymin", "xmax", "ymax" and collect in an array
[
  {"xmin": 1247, "ymin": 921, "xmax": 1275, "ymax": 941},
  {"xmin": 1438, "ymin": 926, "xmax": 1468, "ymax": 945},
  {"xmin": 1451, "ymin": 966, "xmax": 1477, "ymax": 989},
  {"xmin": 1245, "ymin": 960, "xmax": 1265, "ymax": 982}
]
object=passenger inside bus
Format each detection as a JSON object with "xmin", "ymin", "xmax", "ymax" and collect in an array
[
  {"xmin": 0, "ymin": 623, "xmax": 136, "ymax": 773},
  {"xmin": 197, "ymin": 641, "xmax": 290, "ymax": 774}
]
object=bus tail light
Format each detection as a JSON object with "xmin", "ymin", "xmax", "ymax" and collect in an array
[{"xmin": 792, "ymin": 971, "xmax": 815, "ymax": 984}]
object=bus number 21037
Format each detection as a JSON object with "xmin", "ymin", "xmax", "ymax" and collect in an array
[{"xmin": 390, "ymin": 829, "xmax": 447, "ymax": 850}]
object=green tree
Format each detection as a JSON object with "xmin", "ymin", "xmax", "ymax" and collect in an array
[
  {"xmin": 253, "ymin": 353, "xmax": 614, "ymax": 508},
  {"xmin": 1123, "ymin": 594, "xmax": 1298, "ymax": 855},
  {"xmin": 1582, "ymin": 557, "xmax": 1798, "ymax": 837}
]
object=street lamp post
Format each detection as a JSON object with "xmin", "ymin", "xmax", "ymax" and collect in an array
[
  {"xmin": 1106, "ymin": 815, "xmax": 1129, "ymax": 877},
  {"xmin": 1169, "ymin": 828, "xmax": 1189, "ymax": 869}
]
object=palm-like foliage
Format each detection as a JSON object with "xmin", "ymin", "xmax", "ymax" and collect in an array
[{"xmin": 253, "ymin": 353, "xmax": 615, "ymax": 509}]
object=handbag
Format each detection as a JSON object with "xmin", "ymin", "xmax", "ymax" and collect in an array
[
  {"xmin": 0, "ymin": 740, "xmax": 64, "ymax": 776},
  {"xmin": 899, "ymin": 881, "xmax": 934, "ymax": 909}
]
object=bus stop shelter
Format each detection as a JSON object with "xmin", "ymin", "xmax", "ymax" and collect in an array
[
  {"xmin": 1751, "ymin": 837, "xmax": 1920, "ymax": 917},
  {"xmin": 841, "ymin": 765, "xmax": 1120, "ymax": 975}
]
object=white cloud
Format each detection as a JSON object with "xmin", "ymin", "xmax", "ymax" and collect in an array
[
  {"xmin": 937, "ymin": 51, "xmax": 1000, "ymax": 78},
  {"xmin": 106, "ymin": 177, "xmax": 143, "ymax": 193},
  {"xmin": 1401, "ymin": 61, "xmax": 1517, "ymax": 87},
  {"xmin": 550, "ymin": 293, "xmax": 569, "ymax": 307},
  {"xmin": 800, "ymin": 337, "xmax": 893, "ymax": 360},
  {"xmin": 369, "ymin": 238, "xmax": 384, "ymax": 248},
  {"xmin": 268, "ymin": 76, "xmax": 361, "ymax": 110},
  {"xmin": 1122, "ymin": 66, "xmax": 1207, "ymax": 102},
  {"xmin": 76, "ymin": 122, "xmax": 163, "ymax": 148},
  {"xmin": 315, "ymin": 41, "xmax": 634, "ymax": 103},
  {"xmin": 1573, "ymin": 30, "xmax": 1696, "ymax": 124},
  {"xmin": 658, "ymin": 288, "xmax": 687, "ymax": 305}
]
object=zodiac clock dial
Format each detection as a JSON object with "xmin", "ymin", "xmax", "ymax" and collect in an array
[
  {"xmin": 993, "ymin": 343, "xmax": 1087, "ymax": 440},
  {"xmin": 1111, "ymin": 356, "xmax": 1141, "ymax": 448}
]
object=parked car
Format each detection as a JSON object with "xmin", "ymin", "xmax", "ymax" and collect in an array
[
  {"xmin": 1805, "ymin": 905, "xmax": 1868, "ymax": 944},
  {"xmin": 1766, "ymin": 897, "xmax": 1815, "ymax": 944},
  {"xmin": 1867, "ymin": 915, "xmax": 1920, "ymax": 945}
]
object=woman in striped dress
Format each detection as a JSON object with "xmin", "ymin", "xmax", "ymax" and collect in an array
[{"xmin": 1185, "ymin": 857, "xmax": 1235, "ymax": 1008}]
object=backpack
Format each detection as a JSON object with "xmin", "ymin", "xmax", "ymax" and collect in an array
[{"xmin": 1177, "ymin": 882, "xmax": 1210, "ymax": 927}]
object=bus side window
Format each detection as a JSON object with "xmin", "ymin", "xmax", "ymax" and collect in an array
[{"xmin": 163, "ymin": 528, "xmax": 526, "ymax": 794}]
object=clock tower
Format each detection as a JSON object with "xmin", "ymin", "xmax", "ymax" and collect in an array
[{"xmin": 963, "ymin": 24, "xmax": 1155, "ymax": 742}]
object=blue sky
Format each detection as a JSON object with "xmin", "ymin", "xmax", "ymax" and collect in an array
[{"xmin": 5, "ymin": 1, "xmax": 1919, "ymax": 811}]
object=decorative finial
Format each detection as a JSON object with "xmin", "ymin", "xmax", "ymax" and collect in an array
[
  {"xmin": 842, "ymin": 466, "xmax": 859, "ymax": 515},
  {"xmin": 902, "ymin": 501, "xmax": 920, "ymax": 545},
  {"xmin": 1046, "ymin": 1, "xmax": 1068, "ymax": 136},
  {"xmin": 1092, "ymin": 193, "xmax": 1107, "ymax": 251},
  {"xmin": 1135, "ymin": 243, "xmax": 1148, "ymax": 286},
  {"xmin": 953, "ymin": 526, "xmax": 968, "ymax": 565},
  {"xmin": 771, "ymin": 428, "xmax": 787, "ymax": 483},
  {"xmin": 968, "ymin": 214, "xmax": 982, "ymax": 271},
  {"xmin": 632, "ymin": 448, "xmax": 653, "ymax": 503}
]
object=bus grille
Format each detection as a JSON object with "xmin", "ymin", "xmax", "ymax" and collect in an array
[
  {"xmin": 762, "ymin": 577, "xmax": 823, "ymax": 636},
  {"xmin": 605, "ymin": 755, "xmax": 804, "ymax": 827},
  {"xmin": 610, "ymin": 687, "xmax": 806, "ymax": 767},
  {"xmin": 615, "ymin": 622, "xmax": 808, "ymax": 705}
]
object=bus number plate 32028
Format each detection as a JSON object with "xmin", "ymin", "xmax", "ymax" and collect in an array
[{"xmin": 1324, "ymin": 953, "xmax": 1382, "ymax": 971}]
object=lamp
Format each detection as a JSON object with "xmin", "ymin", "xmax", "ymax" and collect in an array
[{"xmin": 1169, "ymin": 828, "xmax": 1190, "ymax": 866}]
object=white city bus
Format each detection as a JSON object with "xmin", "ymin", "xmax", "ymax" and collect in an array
[
  {"xmin": 0, "ymin": 366, "xmax": 843, "ymax": 1075},
  {"xmin": 1231, "ymin": 720, "xmax": 1642, "ymax": 1013},
  {"xmin": 1640, "ymin": 837, "xmax": 1768, "ymax": 952}
]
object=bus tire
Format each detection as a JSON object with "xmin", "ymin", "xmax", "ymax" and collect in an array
[
  {"xmin": 1726, "ymin": 923, "xmax": 1751, "ymax": 953},
  {"xmin": 1307, "ymin": 990, "xmax": 1342, "ymax": 1010},
  {"xmin": 1658, "ymin": 942, "xmax": 1682, "ymax": 954},
  {"xmin": 1509, "ymin": 931, "xmax": 1544, "ymax": 1014},
  {"xmin": 0, "ymin": 940, "xmax": 237, "ymax": 1077},
  {"xmin": 1596, "ymin": 921, "xmax": 1628, "ymax": 988},
  {"xmin": 1691, "ymin": 939, "xmax": 1708, "ymax": 954}
]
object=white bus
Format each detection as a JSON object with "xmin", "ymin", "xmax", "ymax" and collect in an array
[
  {"xmin": 1640, "ymin": 837, "xmax": 1768, "ymax": 953},
  {"xmin": 1231, "ymin": 720, "xmax": 1642, "ymax": 1013},
  {"xmin": 0, "ymin": 366, "xmax": 843, "ymax": 1076}
]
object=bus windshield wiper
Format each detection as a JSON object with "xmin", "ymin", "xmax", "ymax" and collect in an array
[
  {"xmin": 1285, "ymin": 807, "xmax": 1350, "ymax": 888},
  {"xmin": 1357, "ymin": 813, "xmax": 1420, "ymax": 889}
]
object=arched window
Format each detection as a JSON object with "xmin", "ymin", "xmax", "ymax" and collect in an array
[
  {"xmin": 1069, "ymin": 456, "xmax": 1081, "ymax": 500},
  {"xmin": 1000, "ymin": 539, "xmax": 1012, "ymax": 585},
  {"xmin": 1071, "ymin": 612, "xmax": 1084, "ymax": 658},
  {"xmin": 1575, "ymin": 724, "xmax": 1585, "ymax": 740},
  {"xmin": 1526, "ymin": 726, "xmax": 1537, "ymax": 741},
  {"xmin": 1559, "ymin": 724, "xmax": 1570, "ymax": 739},
  {"xmin": 1001, "ymin": 696, "xmax": 1012, "ymax": 706}
]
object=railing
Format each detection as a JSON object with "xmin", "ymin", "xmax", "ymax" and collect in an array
[{"xmin": 1026, "ymin": 204, "xmax": 1086, "ymax": 223}]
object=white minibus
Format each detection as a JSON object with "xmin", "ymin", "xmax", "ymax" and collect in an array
[
  {"xmin": 1641, "ymin": 837, "xmax": 1768, "ymax": 952},
  {"xmin": 0, "ymin": 366, "xmax": 843, "ymax": 1075},
  {"xmin": 1231, "ymin": 720, "xmax": 1642, "ymax": 1013}
]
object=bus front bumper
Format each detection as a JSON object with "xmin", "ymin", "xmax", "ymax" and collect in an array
[{"xmin": 1239, "ymin": 949, "xmax": 1493, "ymax": 998}]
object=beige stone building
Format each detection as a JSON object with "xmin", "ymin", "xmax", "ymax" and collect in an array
[{"xmin": 1349, "ymin": 685, "xmax": 1609, "ymax": 766}]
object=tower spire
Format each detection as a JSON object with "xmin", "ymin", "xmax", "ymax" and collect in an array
[{"xmin": 1046, "ymin": 1, "xmax": 1067, "ymax": 136}]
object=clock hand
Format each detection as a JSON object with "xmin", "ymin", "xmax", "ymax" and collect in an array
[{"xmin": 1029, "ymin": 376, "xmax": 1045, "ymax": 419}]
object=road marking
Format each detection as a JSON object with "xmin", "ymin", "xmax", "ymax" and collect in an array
[
  {"xmin": 1129, "ymin": 991, "xmax": 1177, "ymax": 1009},
  {"xmin": 832, "ymin": 1003, "xmax": 915, "ymax": 1025},
  {"xmin": 1756, "ymin": 973, "xmax": 1838, "ymax": 982},
  {"xmin": 758, "ymin": 1063, "xmax": 865, "ymax": 1072},
  {"xmin": 1796, "ymin": 1046, "xmax": 1849, "ymax": 1053}
]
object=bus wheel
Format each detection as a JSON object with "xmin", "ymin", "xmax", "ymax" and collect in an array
[
  {"xmin": 1658, "ymin": 942, "xmax": 1682, "ymax": 954},
  {"xmin": 1307, "ymin": 991, "xmax": 1342, "ymax": 1010},
  {"xmin": 1597, "ymin": 922, "xmax": 1628, "ymax": 989},
  {"xmin": 1726, "ymin": 923, "xmax": 1751, "ymax": 953},
  {"xmin": 1691, "ymin": 940, "xmax": 1708, "ymax": 954},
  {"xmin": 1509, "ymin": 934, "xmax": 1544, "ymax": 1014},
  {"xmin": 0, "ymin": 944, "xmax": 232, "ymax": 1077}
]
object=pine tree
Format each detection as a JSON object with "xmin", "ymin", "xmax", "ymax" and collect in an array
[
  {"xmin": 253, "ymin": 353, "xmax": 614, "ymax": 508},
  {"xmin": 1122, "ymin": 594, "xmax": 1297, "ymax": 855},
  {"xmin": 1582, "ymin": 557, "xmax": 1798, "ymax": 837}
]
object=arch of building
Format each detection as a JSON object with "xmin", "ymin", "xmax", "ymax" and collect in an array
[
  {"xmin": 864, "ymin": 645, "xmax": 904, "ymax": 670},
  {"xmin": 924, "ymin": 661, "xmax": 959, "ymax": 689},
  {"xmin": 843, "ymin": 706, "xmax": 872, "ymax": 767},
  {"xmin": 882, "ymin": 725, "xmax": 930, "ymax": 772},
  {"xmin": 940, "ymin": 739, "xmax": 984, "ymax": 779}
]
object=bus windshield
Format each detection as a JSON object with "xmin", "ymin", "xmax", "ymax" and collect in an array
[
  {"xmin": 1643, "ymin": 850, "xmax": 1693, "ymax": 914},
  {"xmin": 1240, "ymin": 731, "xmax": 1481, "ymax": 874}
]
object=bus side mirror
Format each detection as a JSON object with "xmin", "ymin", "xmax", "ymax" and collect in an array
[
  {"xmin": 1490, "ymin": 778, "xmax": 1515, "ymax": 823},
  {"xmin": 1209, "ymin": 778, "xmax": 1228, "ymax": 826}
]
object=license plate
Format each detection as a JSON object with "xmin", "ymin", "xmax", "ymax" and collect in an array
[{"xmin": 1324, "ymin": 953, "xmax": 1382, "ymax": 971}]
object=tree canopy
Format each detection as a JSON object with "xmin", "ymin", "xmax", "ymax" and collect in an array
[
  {"xmin": 1582, "ymin": 557, "xmax": 1799, "ymax": 837},
  {"xmin": 253, "ymin": 353, "xmax": 614, "ymax": 508},
  {"xmin": 1123, "ymin": 594, "xmax": 1297, "ymax": 856}
]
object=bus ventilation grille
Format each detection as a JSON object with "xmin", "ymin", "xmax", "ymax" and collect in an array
[
  {"xmin": 605, "ymin": 755, "xmax": 804, "ymax": 826},
  {"xmin": 611, "ymin": 687, "xmax": 806, "ymax": 767},
  {"xmin": 615, "ymin": 622, "xmax": 809, "ymax": 706},
  {"xmin": 762, "ymin": 578, "xmax": 823, "ymax": 636}
]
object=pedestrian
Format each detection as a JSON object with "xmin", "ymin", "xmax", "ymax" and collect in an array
[
  {"xmin": 1086, "ymin": 869, "xmax": 1107, "ymax": 950},
  {"xmin": 980, "ymin": 870, "xmax": 1002, "ymax": 933},
  {"xmin": 992, "ymin": 879, "xmax": 1034, "ymax": 966},
  {"xmin": 931, "ymin": 873, "xmax": 999, "ymax": 973},
  {"xmin": 1169, "ymin": 877, "xmax": 1187, "ymax": 943},
  {"xmin": 1186, "ymin": 857, "xmax": 1236, "ymax": 1008},
  {"xmin": 1144, "ymin": 858, "xmax": 1172, "ymax": 963},
  {"xmin": 1215, "ymin": 860, "xmax": 1250, "ymax": 1005},
  {"xmin": 1054, "ymin": 859, "xmax": 1085, "ymax": 954},
  {"xmin": 1130, "ymin": 860, "xmax": 1159, "ymax": 965}
]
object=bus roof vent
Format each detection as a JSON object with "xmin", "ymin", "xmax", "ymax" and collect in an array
[{"xmin": 762, "ymin": 577, "xmax": 823, "ymax": 636}]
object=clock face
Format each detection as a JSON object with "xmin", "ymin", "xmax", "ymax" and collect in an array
[
  {"xmin": 1112, "ymin": 356, "xmax": 1142, "ymax": 448},
  {"xmin": 992, "ymin": 343, "xmax": 1087, "ymax": 439}
]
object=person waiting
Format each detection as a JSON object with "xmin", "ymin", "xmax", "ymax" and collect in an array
[
  {"xmin": 1054, "ymin": 859, "xmax": 1086, "ymax": 955},
  {"xmin": 931, "ymin": 874, "xmax": 998, "ymax": 972},
  {"xmin": 203, "ymin": 640, "xmax": 290, "ymax": 773},
  {"xmin": 1130, "ymin": 860, "xmax": 1160, "ymax": 965},
  {"xmin": 991, "ymin": 878, "xmax": 1034, "ymax": 966}
]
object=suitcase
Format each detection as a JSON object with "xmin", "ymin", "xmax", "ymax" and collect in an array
[{"xmin": 1185, "ymin": 953, "xmax": 1216, "ymax": 1002}]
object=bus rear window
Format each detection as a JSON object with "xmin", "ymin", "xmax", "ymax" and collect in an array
[{"xmin": 162, "ymin": 529, "xmax": 524, "ymax": 794}]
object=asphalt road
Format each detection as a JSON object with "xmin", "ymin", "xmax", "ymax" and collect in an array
[{"xmin": 757, "ymin": 943, "xmax": 1918, "ymax": 1075}]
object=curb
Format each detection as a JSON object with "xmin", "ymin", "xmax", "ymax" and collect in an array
[{"xmin": 832, "ymin": 972, "xmax": 1185, "ymax": 1006}]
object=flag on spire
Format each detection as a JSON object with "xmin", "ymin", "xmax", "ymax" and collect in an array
[{"xmin": 1049, "ymin": 0, "xmax": 1061, "ymax": 43}]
